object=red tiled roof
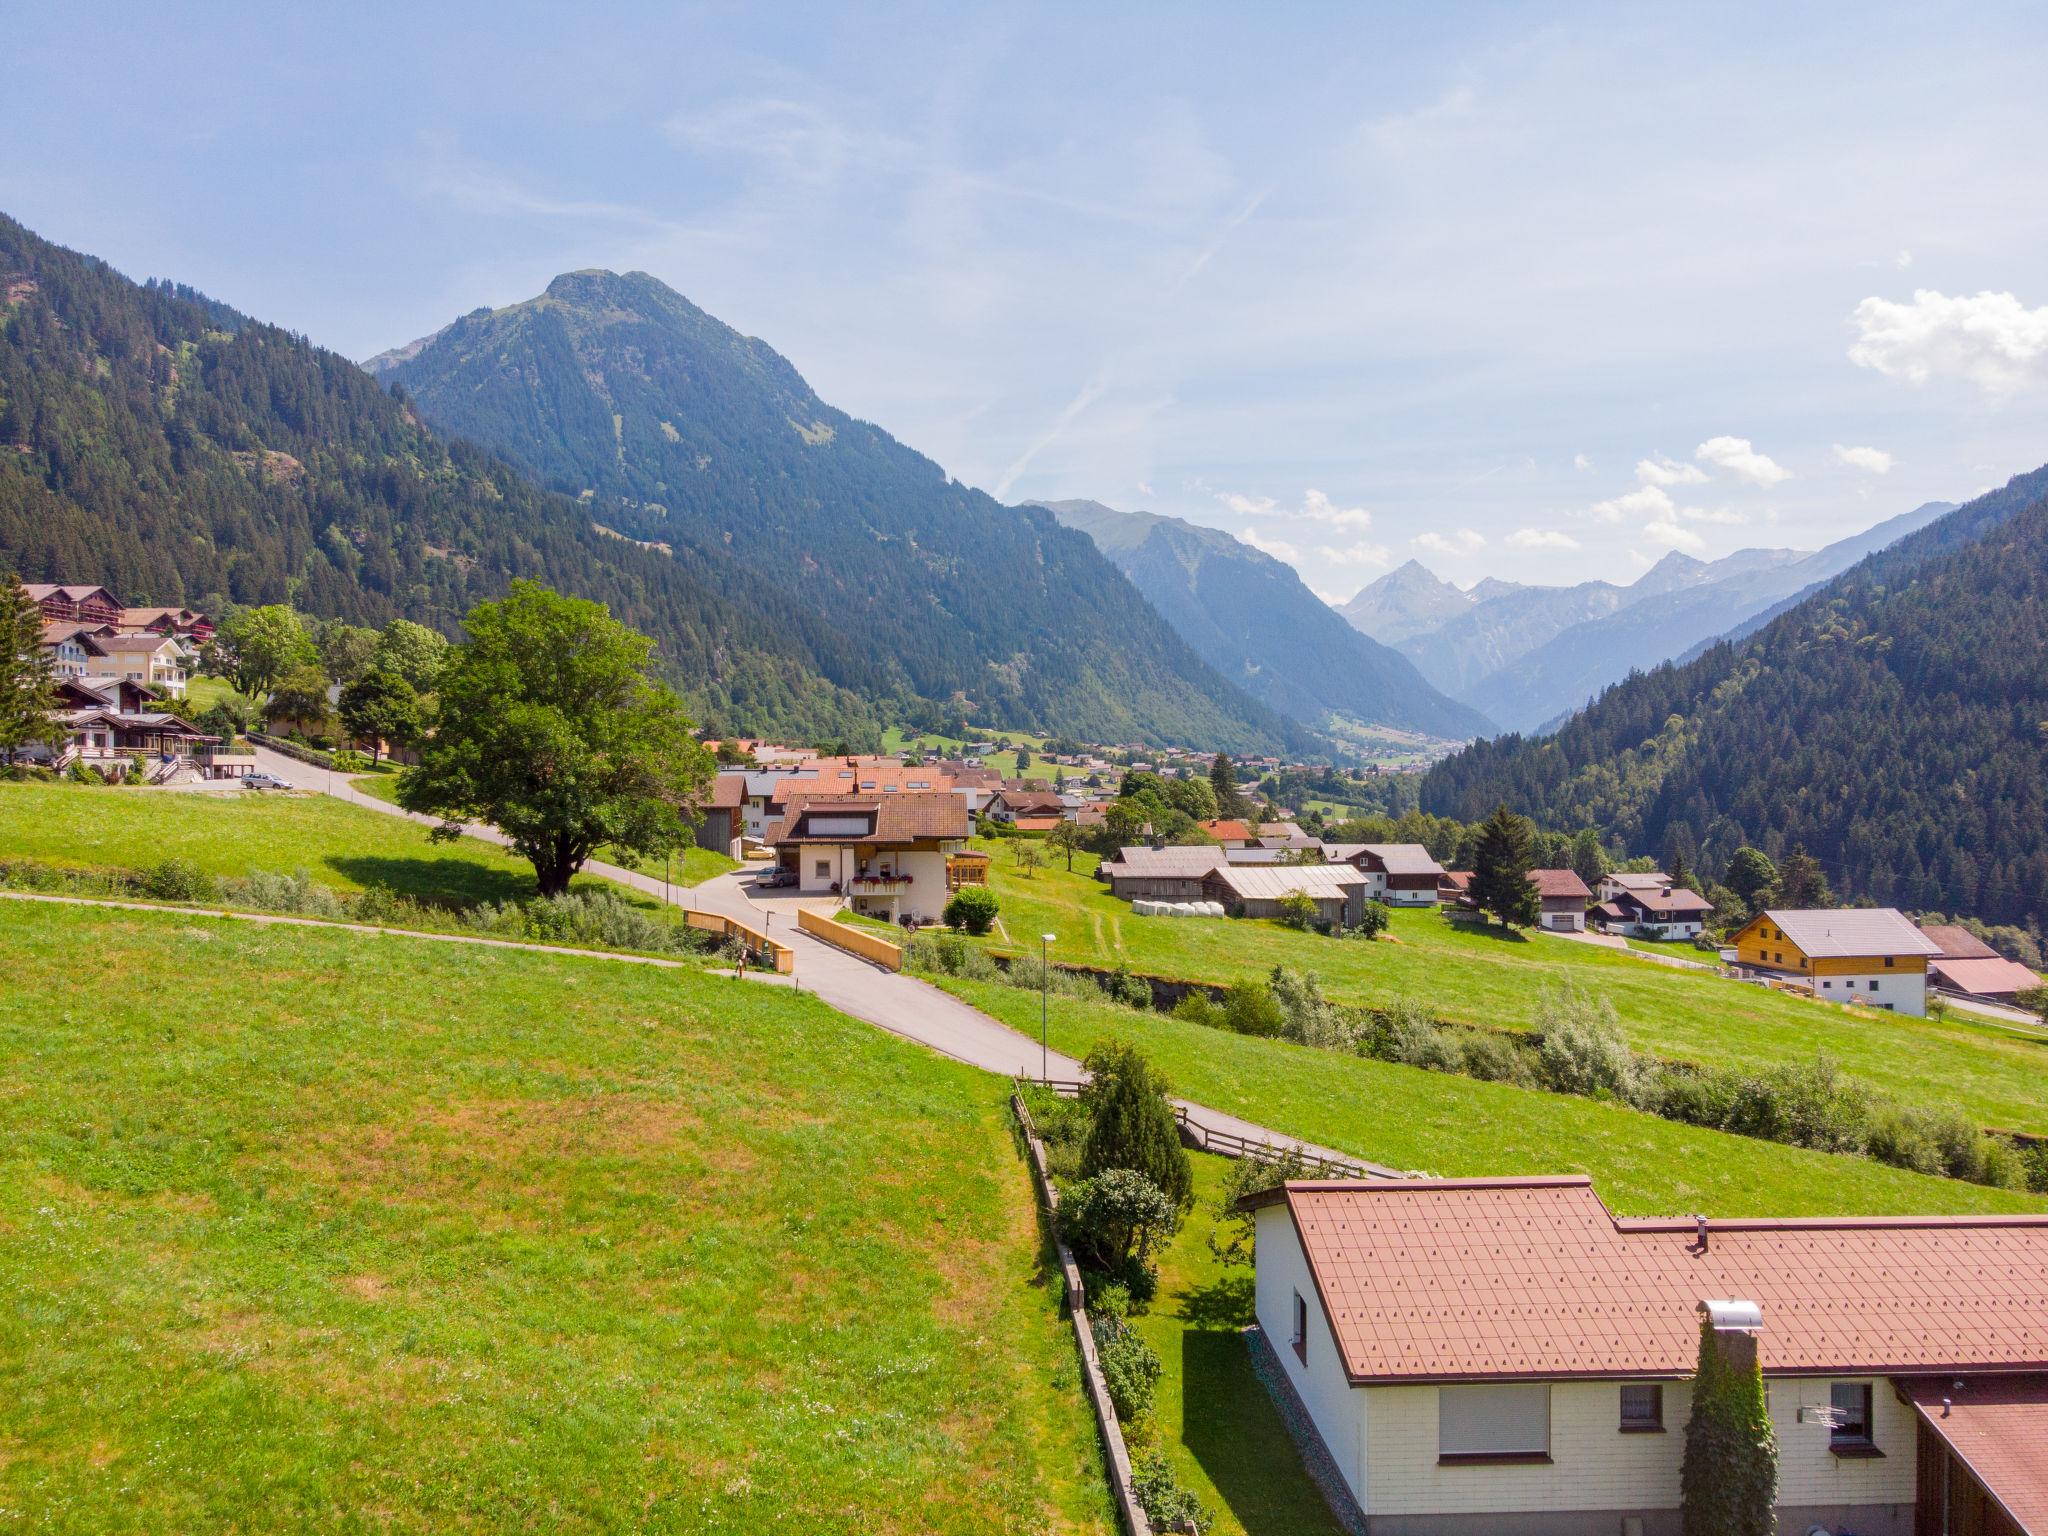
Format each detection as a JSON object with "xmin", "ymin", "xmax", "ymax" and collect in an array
[
  {"xmin": 763, "ymin": 791, "xmax": 970, "ymax": 846},
  {"xmin": 1011, "ymin": 815, "xmax": 1063, "ymax": 832},
  {"xmin": 1901, "ymin": 1375, "xmax": 2048, "ymax": 1532},
  {"xmin": 1246, "ymin": 1177, "xmax": 2048, "ymax": 1384},
  {"xmin": 708, "ymin": 773, "xmax": 747, "ymax": 809},
  {"xmin": 1527, "ymin": 868, "xmax": 1592, "ymax": 900},
  {"xmin": 1200, "ymin": 819, "xmax": 1254, "ymax": 843}
]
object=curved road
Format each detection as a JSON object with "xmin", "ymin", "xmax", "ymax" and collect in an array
[{"xmin": 250, "ymin": 747, "xmax": 1390, "ymax": 1174}]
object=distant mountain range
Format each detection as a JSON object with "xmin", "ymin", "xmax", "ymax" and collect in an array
[
  {"xmin": 372, "ymin": 270, "xmax": 1312, "ymax": 754},
  {"xmin": 1421, "ymin": 470, "xmax": 2048, "ymax": 929},
  {"xmin": 1028, "ymin": 500, "xmax": 1492, "ymax": 741},
  {"xmin": 1338, "ymin": 502, "xmax": 1956, "ymax": 734}
]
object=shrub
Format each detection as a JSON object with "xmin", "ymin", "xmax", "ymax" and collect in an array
[
  {"xmin": 140, "ymin": 858, "xmax": 218, "ymax": 903},
  {"xmin": 330, "ymin": 749, "xmax": 372, "ymax": 772},
  {"xmin": 1088, "ymin": 1278, "xmax": 1133, "ymax": 1321},
  {"xmin": 1171, "ymin": 991, "xmax": 1222, "ymax": 1028},
  {"xmin": 1219, "ymin": 978, "xmax": 1285, "ymax": 1038},
  {"xmin": 1209, "ymin": 1148, "xmax": 1310, "ymax": 1268},
  {"xmin": 1091, "ymin": 1313, "xmax": 1162, "ymax": 1422},
  {"xmin": 1266, "ymin": 965, "xmax": 1352, "ymax": 1049},
  {"xmin": 1534, "ymin": 982, "xmax": 1649, "ymax": 1105},
  {"xmin": 1680, "ymin": 1317, "xmax": 1777, "ymax": 1536},
  {"xmin": 1379, "ymin": 999, "xmax": 1465, "ymax": 1073},
  {"xmin": 1354, "ymin": 898, "xmax": 1392, "ymax": 939},
  {"xmin": 1062, "ymin": 1168, "xmax": 1178, "ymax": 1282},
  {"xmin": 1131, "ymin": 1451, "xmax": 1211, "ymax": 1534},
  {"xmin": 1459, "ymin": 1030, "xmax": 1538, "ymax": 1087},
  {"xmin": 1274, "ymin": 889, "xmax": 1317, "ymax": 930},
  {"xmin": 1080, "ymin": 1040, "xmax": 1193, "ymax": 1216},
  {"xmin": 942, "ymin": 884, "xmax": 999, "ymax": 935},
  {"xmin": 905, "ymin": 931, "xmax": 999, "ymax": 981},
  {"xmin": 1098, "ymin": 962, "xmax": 1153, "ymax": 1010}
]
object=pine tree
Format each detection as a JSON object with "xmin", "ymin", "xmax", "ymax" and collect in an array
[
  {"xmin": 1080, "ymin": 1040, "xmax": 1193, "ymax": 1215},
  {"xmin": 0, "ymin": 574, "xmax": 61, "ymax": 760},
  {"xmin": 1209, "ymin": 750, "xmax": 1247, "ymax": 821},
  {"xmin": 1470, "ymin": 803, "xmax": 1540, "ymax": 929},
  {"xmin": 1778, "ymin": 842, "xmax": 1832, "ymax": 907},
  {"xmin": 1669, "ymin": 845, "xmax": 1693, "ymax": 894}
]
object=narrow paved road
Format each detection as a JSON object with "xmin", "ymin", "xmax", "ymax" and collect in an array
[{"xmin": 249, "ymin": 747, "xmax": 1394, "ymax": 1174}]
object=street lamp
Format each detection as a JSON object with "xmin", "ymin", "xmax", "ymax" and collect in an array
[{"xmin": 1040, "ymin": 932, "xmax": 1056, "ymax": 1083}]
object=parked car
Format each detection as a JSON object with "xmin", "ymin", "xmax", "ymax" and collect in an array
[
  {"xmin": 753, "ymin": 866, "xmax": 797, "ymax": 889},
  {"xmin": 242, "ymin": 772, "xmax": 292, "ymax": 790}
]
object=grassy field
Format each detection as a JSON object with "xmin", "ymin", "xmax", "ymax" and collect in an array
[
  {"xmin": 184, "ymin": 675, "xmax": 259, "ymax": 715},
  {"xmin": 952, "ymin": 977, "xmax": 2041, "ymax": 1218},
  {"xmin": 0, "ymin": 901, "xmax": 1114, "ymax": 1533},
  {"xmin": 1137, "ymin": 1154, "xmax": 1347, "ymax": 1536},
  {"xmin": 975, "ymin": 845, "xmax": 2048, "ymax": 1135},
  {"xmin": 881, "ymin": 727, "xmax": 1078, "ymax": 782},
  {"xmin": 0, "ymin": 781, "xmax": 734, "ymax": 904}
]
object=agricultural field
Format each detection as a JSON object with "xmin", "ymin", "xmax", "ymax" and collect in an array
[
  {"xmin": 948, "ymin": 977, "xmax": 2043, "ymax": 1219},
  {"xmin": 880, "ymin": 727, "xmax": 1083, "ymax": 782},
  {"xmin": 0, "ymin": 781, "xmax": 733, "ymax": 906},
  {"xmin": 0, "ymin": 901, "xmax": 1114, "ymax": 1534},
  {"xmin": 972, "ymin": 845, "xmax": 2048, "ymax": 1136}
]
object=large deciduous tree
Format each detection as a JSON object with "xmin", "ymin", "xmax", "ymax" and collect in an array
[
  {"xmin": 217, "ymin": 604, "xmax": 317, "ymax": 696},
  {"xmin": 338, "ymin": 668, "xmax": 422, "ymax": 762},
  {"xmin": 398, "ymin": 582, "xmax": 713, "ymax": 896},
  {"xmin": 1470, "ymin": 803, "xmax": 1540, "ymax": 929},
  {"xmin": 373, "ymin": 619, "xmax": 449, "ymax": 694},
  {"xmin": 262, "ymin": 664, "xmax": 334, "ymax": 732},
  {"xmin": 1724, "ymin": 847, "xmax": 1779, "ymax": 916},
  {"xmin": 0, "ymin": 574, "xmax": 61, "ymax": 760}
]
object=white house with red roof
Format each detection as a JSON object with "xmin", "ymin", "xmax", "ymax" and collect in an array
[{"xmin": 1244, "ymin": 1175, "xmax": 2048, "ymax": 1535}]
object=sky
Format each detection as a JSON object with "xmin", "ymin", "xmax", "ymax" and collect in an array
[{"xmin": 8, "ymin": 2, "xmax": 2048, "ymax": 599}]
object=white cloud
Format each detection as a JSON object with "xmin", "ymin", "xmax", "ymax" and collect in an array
[
  {"xmin": 1299, "ymin": 488, "xmax": 1374, "ymax": 531},
  {"xmin": 1136, "ymin": 480, "xmax": 1155, "ymax": 497},
  {"xmin": 1831, "ymin": 443, "xmax": 1894, "ymax": 474},
  {"xmin": 1681, "ymin": 506, "xmax": 1748, "ymax": 526},
  {"xmin": 1895, "ymin": 250, "xmax": 1914, "ymax": 269},
  {"xmin": 1588, "ymin": 484, "xmax": 1677, "ymax": 524},
  {"xmin": 1412, "ymin": 528, "xmax": 1486, "ymax": 556},
  {"xmin": 1506, "ymin": 527, "xmax": 1580, "ymax": 550},
  {"xmin": 1240, "ymin": 530, "xmax": 1300, "ymax": 563},
  {"xmin": 1219, "ymin": 491, "xmax": 1277, "ymax": 516},
  {"xmin": 1573, "ymin": 453, "xmax": 1592, "ymax": 471},
  {"xmin": 1316, "ymin": 541, "xmax": 1391, "ymax": 568},
  {"xmin": 1644, "ymin": 518, "xmax": 1706, "ymax": 553},
  {"xmin": 1636, "ymin": 455, "xmax": 1709, "ymax": 487},
  {"xmin": 1848, "ymin": 289, "xmax": 2048, "ymax": 395},
  {"xmin": 1695, "ymin": 435, "xmax": 1791, "ymax": 487}
]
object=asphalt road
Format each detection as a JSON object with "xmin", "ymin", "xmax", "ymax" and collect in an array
[{"xmin": 248, "ymin": 746, "xmax": 1393, "ymax": 1174}]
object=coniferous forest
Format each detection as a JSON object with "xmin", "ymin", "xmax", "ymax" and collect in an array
[{"xmin": 1424, "ymin": 468, "xmax": 2048, "ymax": 933}]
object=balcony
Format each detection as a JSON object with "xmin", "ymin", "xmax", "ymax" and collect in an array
[{"xmin": 849, "ymin": 872, "xmax": 913, "ymax": 896}]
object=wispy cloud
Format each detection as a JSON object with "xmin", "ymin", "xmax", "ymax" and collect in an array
[
  {"xmin": 992, "ymin": 365, "xmax": 1111, "ymax": 498},
  {"xmin": 1636, "ymin": 454, "xmax": 1708, "ymax": 487},
  {"xmin": 1240, "ymin": 529, "xmax": 1301, "ymax": 563},
  {"xmin": 1588, "ymin": 484, "xmax": 1679, "ymax": 524},
  {"xmin": 1832, "ymin": 443, "xmax": 1894, "ymax": 474},
  {"xmin": 1413, "ymin": 528, "xmax": 1486, "ymax": 556},
  {"xmin": 1644, "ymin": 518, "xmax": 1706, "ymax": 553},
  {"xmin": 1506, "ymin": 527, "xmax": 1579, "ymax": 550}
]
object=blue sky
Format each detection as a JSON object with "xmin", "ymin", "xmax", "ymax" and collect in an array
[{"xmin": 8, "ymin": 2, "xmax": 2048, "ymax": 597}]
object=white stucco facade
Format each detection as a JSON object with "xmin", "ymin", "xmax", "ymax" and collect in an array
[
  {"xmin": 1254, "ymin": 1205, "xmax": 1920, "ymax": 1535},
  {"xmin": 1806, "ymin": 968, "xmax": 1928, "ymax": 1016}
]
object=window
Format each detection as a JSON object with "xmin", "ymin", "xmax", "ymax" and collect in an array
[
  {"xmin": 1439, "ymin": 1384, "xmax": 1550, "ymax": 1464},
  {"xmin": 1619, "ymin": 1384, "xmax": 1664, "ymax": 1432},
  {"xmin": 1290, "ymin": 1290, "xmax": 1308, "ymax": 1362},
  {"xmin": 814, "ymin": 860, "xmax": 831, "ymax": 879},
  {"xmin": 1884, "ymin": 956, "xmax": 1896, "ymax": 967},
  {"xmin": 1868, "ymin": 980, "xmax": 1878, "ymax": 992},
  {"xmin": 1830, "ymin": 1383, "xmax": 1876, "ymax": 1454}
]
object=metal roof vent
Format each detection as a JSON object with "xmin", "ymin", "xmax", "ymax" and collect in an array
[{"xmin": 1698, "ymin": 1298, "xmax": 1763, "ymax": 1332}]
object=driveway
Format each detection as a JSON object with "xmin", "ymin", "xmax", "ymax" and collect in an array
[{"xmin": 249, "ymin": 746, "xmax": 1393, "ymax": 1175}]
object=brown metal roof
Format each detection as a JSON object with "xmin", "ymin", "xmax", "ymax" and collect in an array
[
  {"xmin": 1902, "ymin": 1376, "xmax": 2048, "ymax": 1533},
  {"xmin": 1246, "ymin": 1177, "xmax": 2048, "ymax": 1384},
  {"xmin": 1921, "ymin": 924, "xmax": 2001, "ymax": 960},
  {"xmin": 763, "ymin": 791, "xmax": 969, "ymax": 846},
  {"xmin": 1527, "ymin": 868, "xmax": 1592, "ymax": 900}
]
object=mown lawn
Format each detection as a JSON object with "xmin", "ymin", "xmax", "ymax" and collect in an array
[
  {"xmin": 183, "ymin": 675, "xmax": 259, "ymax": 715},
  {"xmin": 0, "ymin": 781, "xmax": 731, "ymax": 906},
  {"xmin": 0, "ymin": 902, "xmax": 1113, "ymax": 1534},
  {"xmin": 947, "ymin": 976, "xmax": 2043, "ymax": 1218},
  {"xmin": 1137, "ymin": 1154, "xmax": 1347, "ymax": 1536},
  {"xmin": 975, "ymin": 845, "xmax": 2048, "ymax": 1135}
]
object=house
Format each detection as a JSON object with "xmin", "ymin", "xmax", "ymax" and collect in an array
[
  {"xmin": 693, "ymin": 771, "xmax": 747, "ymax": 858},
  {"xmin": 1256, "ymin": 821, "xmax": 1321, "ymax": 852},
  {"xmin": 1201, "ymin": 862, "xmax": 1367, "ymax": 927},
  {"xmin": 1729, "ymin": 908, "xmax": 1940, "ymax": 1015},
  {"xmin": 1597, "ymin": 870, "xmax": 1673, "ymax": 904},
  {"xmin": 119, "ymin": 605, "xmax": 215, "ymax": 644},
  {"xmin": 40, "ymin": 621, "xmax": 105, "ymax": 681},
  {"xmin": 25, "ymin": 678, "xmax": 216, "ymax": 779},
  {"xmin": 1199, "ymin": 818, "xmax": 1256, "ymax": 847},
  {"xmin": 1437, "ymin": 870, "xmax": 1472, "ymax": 905},
  {"xmin": 1245, "ymin": 1174, "xmax": 2048, "ymax": 1536},
  {"xmin": 762, "ymin": 791, "xmax": 971, "ymax": 925},
  {"xmin": 23, "ymin": 583, "xmax": 122, "ymax": 627},
  {"xmin": 77, "ymin": 630, "xmax": 190, "ymax": 698},
  {"xmin": 1920, "ymin": 925, "xmax": 2043, "ymax": 1005},
  {"xmin": 1327, "ymin": 844, "xmax": 1446, "ymax": 908},
  {"xmin": 1592, "ymin": 884, "xmax": 1714, "ymax": 940},
  {"xmin": 984, "ymin": 787, "xmax": 1064, "ymax": 825},
  {"xmin": 1098, "ymin": 844, "xmax": 1227, "ymax": 902},
  {"xmin": 1527, "ymin": 868, "xmax": 1593, "ymax": 931}
]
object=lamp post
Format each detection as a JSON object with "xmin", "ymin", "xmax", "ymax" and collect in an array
[{"xmin": 1040, "ymin": 931, "xmax": 1056, "ymax": 1083}]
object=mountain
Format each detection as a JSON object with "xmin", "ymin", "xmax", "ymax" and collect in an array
[
  {"xmin": 1337, "ymin": 560, "xmax": 1478, "ymax": 646},
  {"xmin": 1420, "ymin": 470, "xmax": 2048, "ymax": 929},
  {"xmin": 0, "ymin": 213, "xmax": 892, "ymax": 742},
  {"xmin": 1398, "ymin": 576, "xmax": 1638, "ymax": 698},
  {"xmin": 1030, "ymin": 500, "xmax": 1492, "ymax": 740},
  {"xmin": 374, "ymin": 270, "xmax": 1308, "ymax": 755},
  {"xmin": 1461, "ymin": 506, "xmax": 1957, "ymax": 734}
]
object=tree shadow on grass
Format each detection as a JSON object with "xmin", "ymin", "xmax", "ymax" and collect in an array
[
  {"xmin": 325, "ymin": 854, "xmax": 539, "ymax": 910},
  {"xmin": 1179, "ymin": 1327, "xmax": 1347, "ymax": 1536},
  {"xmin": 1175, "ymin": 1271, "xmax": 1255, "ymax": 1330},
  {"xmin": 1442, "ymin": 918, "xmax": 1532, "ymax": 945}
]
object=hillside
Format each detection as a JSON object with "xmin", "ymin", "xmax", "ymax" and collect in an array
[
  {"xmin": 1335, "ymin": 559, "xmax": 1487, "ymax": 645},
  {"xmin": 0, "ymin": 213, "xmax": 888, "ymax": 744},
  {"xmin": 375, "ymin": 270, "xmax": 1310, "ymax": 754},
  {"xmin": 1422, "ymin": 469, "xmax": 2048, "ymax": 929},
  {"xmin": 0, "ymin": 898, "xmax": 1111, "ymax": 1531},
  {"xmin": 1033, "ymin": 499, "xmax": 1492, "ymax": 739}
]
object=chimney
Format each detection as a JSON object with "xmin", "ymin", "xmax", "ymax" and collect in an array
[
  {"xmin": 1695, "ymin": 1214, "xmax": 1709, "ymax": 1252},
  {"xmin": 1697, "ymin": 1299, "xmax": 1762, "ymax": 1374}
]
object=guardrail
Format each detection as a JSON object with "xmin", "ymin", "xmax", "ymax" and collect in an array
[
  {"xmin": 683, "ymin": 909, "xmax": 794, "ymax": 973},
  {"xmin": 247, "ymin": 732, "xmax": 336, "ymax": 769},
  {"xmin": 1011, "ymin": 1089, "xmax": 1153, "ymax": 1536},
  {"xmin": 797, "ymin": 907, "xmax": 904, "ymax": 971}
]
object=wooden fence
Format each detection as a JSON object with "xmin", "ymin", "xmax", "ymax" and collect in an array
[
  {"xmin": 684, "ymin": 909, "xmax": 793, "ymax": 973},
  {"xmin": 1011, "ymin": 1089, "xmax": 1154, "ymax": 1536},
  {"xmin": 1034, "ymin": 1078, "xmax": 1385, "ymax": 1181},
  {"xmin": 797, "ymin": 907, "xmax": 903, "ymax": 971}
]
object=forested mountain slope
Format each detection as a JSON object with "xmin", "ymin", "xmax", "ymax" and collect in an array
[
  {"xmin": 1035, "ymin": 499, "xmax": 1492, "ymax": 739},
  {"xmin": 0, "ymin": 213, "xmax": 879, "ymax": 741},
  {"xmin": 1422, "ymin": 469, "xmax": 2048, "ymax": 928},
  {"xmin": 377, "ymin": 270, "xmax": 1309, "ymax": 754}
]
